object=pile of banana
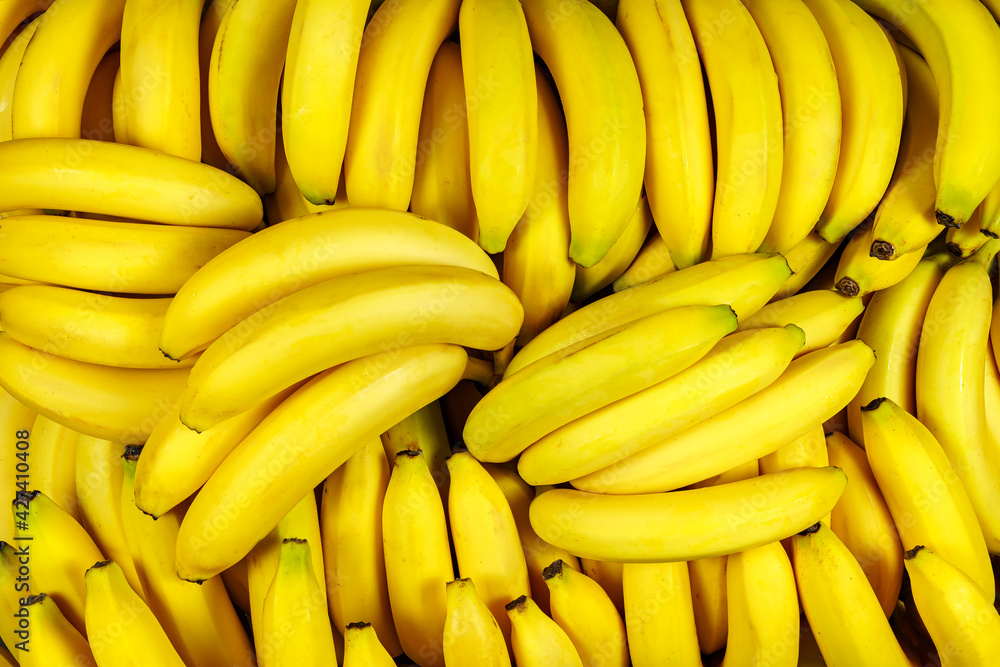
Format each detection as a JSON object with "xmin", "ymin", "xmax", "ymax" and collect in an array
[{"xmin": 2, "ymin": 0, "xmax": 1000, "ymax": 664}]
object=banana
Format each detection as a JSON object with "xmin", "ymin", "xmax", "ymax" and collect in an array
[
  {"xmin": 264, "ymin": 134, "xmax": 344, "ymax": 225},
  {"xmin": 521, "ymin": 0, "xmax": 645, "ymax": 268},
  {"xmin": 0, "ymin": 334, "xmax": 188, "ymax": 444},
  {"xmin": 30, "ymin": 414, "xmax": 78, "ymax": 521},
  {"xmin": 175, "ymin": 344, "xmax": 468, "ymax": 582},
  {"xmin": 853, "ymin": 0, "xmax": 1000, "ymax": 228},
  {"xmin": 571, "ymin": 195, "xmax": 652, "ymax": 302},
  {"xmin": 381, "ymin": 401, "xmax": 451, "ymax": 507},
  {"xmin": 501, "ymin": 64, "xmax": 575, "ymax": 345},
  {"xmin": 83, "ymin": 560, "xmax": 185, "ymax": 667},
  {"xmin": 738, "ymin": 289, "xmax": 865, "ymax": 356},
  {"xmin": 80, "ymin": 49, "xmax": 118, "ymax": 143},
  {"xmin": 543, "ymin": 560, "xmax": 628, "ymax": 667},
  {"xmin": 979, "ymin": 178, "xmax": 1000, "ymax": 239},
  {"xmin": 409, "ymin": 41, "xmax": 479, "ymax": 242},
  {"xmin": 119, "ymin": 449, "xmax": 255, "ymax": 667},
  {"xmin": 281, "ymin": 0, "xmax": 368, "ymax": 205},
  {"xmin": 208, "ymin": 0, "xmax": 296, "ymax": 194},
  {"xmin": 261, "ymin": 538, "xmax": 338, "ymax": 666},
  {"xmin": 903, "ymin": 545, "xmax": 1000, "ymax": 667},
  {"xmin": 17, "ymin": 592, "xmax": 96, "ymax": 667},
  {"xmin": 382, "ymin": 450, "xmax": 454, "ymax": 667},
  {"xmin": 531, "ymin": 467, "xmax": 846, "ymax": 562},
  {"xmin": 572, "ymin": 340, "xmax": 872, "ymax": 494},
  {"xmin": 0, "ymin": 543, "xmax": 22, "ymax": 652},
  {"xmin": 111, "ymin": 66, "xmax": 128, "ymax": 145},
  {"xmin": 11, "ymin": 0, "xmax": 126, "ymax": 139},
  {"xmin": 870, "ymin": 46, "xmax": 945, "ymax": 261},
  {"xmin": 459, "ymin": 0, "xmax": 536, "ymax": 253},
  {"xmin": 196, "ymin": 0, "xmax": 232, "ymax": 169},
  {"xmin": 860, "ymin": 397, "xmax": 995, "ymax": 599},
  {"xmin": 759, "ymin": 425, "xmax": 827, "ymax": 475},
  {"xmin": 684, "ymin": 0, "xmax": 782, "ymax": 258},
  {"xmin": 179, "ymin": 265, "xmax": 521, "ymax": 431},
  {"xmin": 517, "ymin": 325, "xmax": 804, "ymax": 485},
  {"xmin": 344, "ymin": 0, "xmax": 461, "ymax": 211},
  {"xmin": 914, "ymin": 256, "xmax": 1000, "ymax": 551},
  {"xmin": 772, "ymin": 233, "xmax": 841, "ymax": 300},
  {"xmin": 0, "ymin": 387, "xmax": 33, "ymax": 543},
  {"xmin": 0, "ymin": 138, "xmax": 262, "ymax": 227},
  {"xmin": 345, "ymin": 622, "xmax": 397, "ymax": 667},
  {"xmin": 615, "ymin": 0, "xmax": 712, "ymax": 269},
  {"xmin": 611, "ymin": 226, "xmax": 676, "ymax": 292},
  {"xmin": 159, "ymin": 208, "xmax": 499, "ymax": 361},
  {"xmin": 834, "ymin": 221, "xmax": 927, "ymax": 298},
  {"xmin": 743, "ymin": 0, "xmax": 840, "ymax": 255},
  {"xmin": 321, "ymin": 438, "xmax": 402, "ymax": 656},
  {"xmin": 791, "ymin": 522, "xmax": 911, "ymax": 666},
  {"xmin": 505, "ymin": 595, "xmax": 584, "ymax": 667},
  {"xmin": 442, "ymin": 578, "xmax": 510, "ymax": 667},
  {"xmin": 506, "ymin": 252, "xmax": 791, "ymax": 376},
  {"xmin": 804, "ymin": 0, "xmax": 904, "ymax": 243},
  {"xmin": 119, "ymin": 0, "xmax": 202, "ymax": 160},
  {"xmin": 623, "ymin": 561, "xmax": 703, "ymax": 667},
  {"xmin": 577, "ymin": 558, "xmax": 626, "ymax": 619},
  {"xmin": 0, "ymin": 0, "xmax": 54, "ymax": 47},
  {"xmin": 466, "ymin": 304, "xmax": 737, "ymax": 463},
  {"xmin": 447, "ymin": 451, "xmax": 529, "ymax": 649},
  {"xmin": 945, "ymin": 208, "xmax": 988, "ymax": 258},
  {"xmin": 0, "ymin": 16, "xmax": 41, "ymax": 142}
]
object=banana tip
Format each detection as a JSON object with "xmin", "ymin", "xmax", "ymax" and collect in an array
[
  {"xmin": 834, "ymin": 277, "xmax": 859, "ymax": 298},
  {"xmin": 541, "ymin": 559, "xmax": 564, "ymax": 580},
  {"xmin": 904, "ymin": 545, "xmax": 925, "ymax": 560},
  {"xmin": 861, "ymin": 397, "xmax": 887, "ymax": 412},
  {"xmin": 935, "ymin": 211, "xmax": 958, "ymax": 228},
  {"xmin": 346, "ymin": 621, "xmax": 371, "ymax": 631},
  {"xmin": 945, "ymin": 242, "xmax": 965, "ymax": 257},
  {"xmin": 122, "ymin": 445, "xmax": 143, "ymax": 461},
  {"xmin": 798, "ymin": 522, "xmax": 822, "ymax": 536},
  {"xmin": 869, "ymin": 240, "xmax": 894, "ymax": 261},
  {"xmin": 505, "ymin": 595, "xmax": 529, "ymax": 613}
]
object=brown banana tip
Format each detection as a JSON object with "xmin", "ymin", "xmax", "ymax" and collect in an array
[
  {"xmin": 505, "ymin": 595, "xmax": 529, "ymax": 612},
  {"xmin": 870, "ymin": 240, "xmax": 894, "ymax": 260},
  {"xmin": 89, "ymin": 560, "xmax": 113, "ymax": 571},
  {"xmin": 14, "ymin": 490, "xmax": 38, "ymax": 507},
  {"xmin": 395, "ymin": 449, "xmax": 423, "ymax": 461},
  {"xmin": 798, "ymin": 522, "xmax": 822, "ymax": 536},
  {"xmin": 945, "ymin": 242, "xmax": 964, "ymax": 257},
  {"xmin": 935, "ymin": 211, "xmax": 958, "ymax": 227},
  {"xmin": 24, "ymin": 593, "xmax": 45, "ymax": 606},
  {"xmin": 982, "ymin": 229, "xmax": 999, "ymax": 239},
  {"xmin": 281, "ymin": 537, "xmax": 308, "ymax": 545},
  {"xmin": 835, "ymin": 277, "xmax": 860, "ymax": 298},
  {"xmin": 541, "ymin": 560, "xmax": 565, "ymax": 580},
  {"xmin": 861, "ymin": 397, "xmax": 887, "ymax": 412},
  {"xmin": 904, "ymin": 545, "xmax": 925, "ymax": 560},
  {"xmin": 346, "ymin": 622, "xmax": 371, "ymax": 631},
  {"xmin": 122, "ymin": 445, "xmax": 143, "ymax": 461},
  {"xmin": 159, "ymin": 348, "xmax": 178, "ymax": 362}
]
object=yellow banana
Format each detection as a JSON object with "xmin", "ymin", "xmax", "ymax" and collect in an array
[
  {"xmin": 834, "ymin": 221, "xmax": 927, "ymax": 298},
  {"xmin": 263, "ymin": 134, "xmax": 344, "ymax": 224},
  {"xmin": 11, "ymin": 0, "xmax": 126, "ymax": 139},
  {"xmin": 196, "ymin": 0, "xmax": 232, "ymax": 169},
  {"xmin": 772, "ymin": 232, "xmax": 841, "ymax": 300},
  {"xmin": 344, "ymin": 0, "xmax": 461, "ymax": 210},
  {"xmin": 611, "ymin": 226, "xmax": 676, "ymax": 292},
  {"xmin": 159, "ymin": 208, "xmax": 498, "ymax": 361},
  {"xmin": 980, "ymin": 177, "xmax": 1000, "ymax": 239},
  {"xmin": 685, "ymin": 0, "xmax": 783, "ymax": 258},
  {"xmin": 321, "ymin": 438, "xmax": 402, "ymax": 656},
  {"xmin": 759, "ymin": 425, "xmax": 827, "ymax": 475},
  {"xmin": 382, "ymin": 450, "xmax": 454, "ymax": 667},
  {"xmin": 29, "ymin": 414, "xmax": 78, "ymax": 521},
  {"xmin": 17, "ymin": 592, "xmax": 96, "ymax": 667},
  {"xmin": 119, "ymin": 0, "xmax": 202, "ymax": 160},
  {"xmin": 804, "ymin": 0, "xmax": 904, "ymax": 243},
  {"xmin": 442, "ymin": 578, "xmax": 510, "ymax": 667},
  {"xmin": 83, "ymin": 560, "xmax": 185, "ymax": 667},
  {"xmin": 0, "ymin": 16, "xmax": 41, "ymax": 143},
  {"xmin": 0, "ymin": 0, "xmax": 54, "ymax": 48},
  {"xmin": 208, "ymin": 0, "xmax": 297, "ymax": 194},
  {"xmin": 175, "ymin": 344, "xmax": 467, "ymax": 582},
  {"xmin": 220, "ymin": 558, "xmax": 250, "ymax": 615},
  {"xmin": 577, "ymin": 558, "xmax": 626, "ymax": 619},
  {"xmin": 521, "ymin": 0, "xmax": 646, "ymax": 268},
  {"xmin": 944, "ymin": 208, "xmax": 988, "ymax": 258},
  {"xmin": 623, "ymin": 561, "xmax": 703, "ymax": 667},
  {"xmin": 0, "ymin": 543, "xmax": 23, "ymax": 652},
  {"xmin": 571, "ymin": 195, "xmax": 652, "ymax": 302},
  {"xmin": 0, "ymin": 387, "xmax": 33, "ymax": 543},
  {"xmin": 459, "ymin": 0, "xmax": 536, "ymax": 253},
  {"xmin": 111, "ymin": 66, "xmax": 128, "ymax": 145},
  {"xmin": 738, "ymin": 289, "xmax": 865, "ymax": 356},
  {"xmin": 543, "ymin": 560, "xmax": 628, "ymax": 667},
  {"xmin": 616, "ymin": 0, "xmax": 712, "ymax": 269},
  {"xmin": 532, "ymin": 467, "xmax": 846, "ymax": 562},
  {"xmin": 381, "ymin": 401, "xmax": 451, "ymax": 508},
  {"xmin": 505, "ymin": 595, "xmax": 584, "ymax": 667},
  {"xmin": 281, "ymin": 0, "xmax": 368, "ymax": 205},
  {"xmin": 345, "ymin": 622, "xmax": 397, "ymax": 667},
  {"xmin": 80, "ymin": 50, "xmax": 118, "ymax": 143}
]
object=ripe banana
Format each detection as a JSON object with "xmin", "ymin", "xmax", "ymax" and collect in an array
[
  {"xmin": 738, "ymin": 289, "xmax": 865, "ymax": 356},
  {"xmin": 80, "ymin": 49, "xmax": 118, "ymax": 143},
  {"xmin": 577, "ymin": 558, "xmax": 626, "ymax": 618},
  {"xmin": 17, "ymin": 592, "xmax": 96, "ymax": 667},
  {"xmin": 685, "ymin": 0, "xmax": 783, "ymax": 259},
  {"xmin": 505, "ymin": 595, "xmax": 584, "ymax": 667},
  {"xmin": 791, "ymin": 522, "xmax": 911, "ymax": 666},
  {"xmin": 521, "ymin": 0, "xmax": 646, "ymax": 268},
  {"xmin": 772, "ymin": 233, "xmax": 840, "ymax": 300},
  {"xmin": 345, "ymin": 622, "xmax": 397, "ymax": 667},
  {"xmin": 834, "ymin": 222, "xmax": 927, "ymax": 298},
  {"xmin": 196, "ymin": 0, "xmax": 232, "ymax": 169},
  {"xmin": 0, "ymin": 544, "xmax": 21, "ymax": 652},
  {"xmin": 179, "ymin": 265, "xmax": 520, "ymax": 431},
  {"xmin": 759, "ymin": 425, "xmax": 827, "ymax": 476},
  {"xmin": 611, "ymin": 227, "xmax": 676, "ymax": 292},
  {"xmin": 804, "ymin": 0, "xmax": 904, "ymax": 243},
  {"xmin": 30, "ymin": 414, "xmax": 79, "ymax": 521},
  {"xmin": 944, "ymin": 209, "xmax": 988, "ymax": 258},
  {"xmin": 980, "ymin": 178, "xmax": 1000, "ymax": 239},
  {"xmin": 442, "ymin": 578, "xmax": 510, "ymax": 667},
  {"xmin": 175, "ymin": 344, "xmax": 467, "ymax": 582},
  {"xmin": 572, "ymin": 195, "xmax": 652, "ymax": 302},
  {"xmin": 111, "ymin": 67, "xmax": 129, "ymax": 145},
  {"xmin": 616, "ymin": 0, "xmax": 712, "ymax": 269},
  {"xmin": 623, "ymin": 561, "xmax": 703, "ymax": 667},
  {"xmin": 531, "ymin": 467, "xmax": 847, "ymax": 562},
  {"xmin": 0, "ymin": 0, "xmax": 54, "ymax": 48},
  {"xmin": 119, "ymin": 0, "xmax": 202, "ymax": 160},
  {"xmin": 544, "ymin": 560, "xmax": 628, "ymax": 667},
  {"xmin": 264, "ymin": 134, "xmax": 344, "ymax": 224},
  {"xmin": 0, "ymin": 387, "xmax": 33, "ymax": 543},
  {"xmin": 344, "ymin": 0, "xmax": 461, "ymax": 210},
  {"xmin": 0, "ymin": 16, "xmax": 40, "ymax": 143},
  {"xmin": 208, "ymin": 0, "xmax": 297, "ymax": 194},
  {"xmin": 281, "ymin": 0, "xmax": 368, "ymax": 205},
  {"xmin": 381, "ymin": 401, "xmax": 451, "ymax": 508},
  {"xmin": 159, "ymin": 207, "xmax": 499, "ymax": 361}
]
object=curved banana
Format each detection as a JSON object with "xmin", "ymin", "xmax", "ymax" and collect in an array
[
  {"xmin": 0, "ymin": 138, "xmax": 262, "ymax": 227},
  {"xmin": 382, "ymin": 450, "xmax": 454, "ymax": 667},
  {"xmin": 179, "ymin": 265, "xmax": 520, "ymax": 431},
  {"xmin": 980, "ymin": 178, "xmax": 1000, "ymax": 239},
  {"xmin": 409, "ymin": 41, "xmax": 478, "ymax": 242},
  {"xmin": 531, "ymin": 467, "xmax": 846, "ymax": 562},
  {"xmin": 281, "ymin": 0, "xmax": 368, "ymax": 205},
  {"xmin": 772, "ymin": 233, "xmax": 840, "ymax": 300},
  {"xmin": 442, "ymin": 578, "xmax": 510, "ymax": 667},
  {"xmin": 577, "ymin": 559, "xmax": 626, "ymax": 618},
  {"xmin": 611, "ymin": 227, "xmax": 676, "ymax": 292},
  {"xmin": 197, "ymin": 0, "xmax": 233, "ymax": 169},
  {"xmin": 834, "ymin": 222, "xmax": 927, "ymax": 298},
  {"xmin": 321, "ymin": 439, "xmax": 402, "ymax": 656},
  {"xmin": 0, "ymin": 334, "xmax": 188, "ymax": 444},
  {"xmin": 80, "ymin": 49, "xmax": 118, "ymax": 143},
  {"xmin": 572, "ymin": 195, "xmax": 652, "ymax": 302},
  {"xmin": 623, "ymin": 561, "xmax": 703, "ymax": 666},
  {"xmin": 685, "ymin": 0, "xmax": 783, "ymax": 258},
  {"xmin": 264, "ymin": 134, "xmax": 344, "ymax": 225},
  {"xmin": 459, "ymin": 0, "xmax": 536, "ymax": 253},
  {"xmin": 175, "ymin": 344, "xmax": 467, "ymax": 582},
  {"xmin": 83, "ymin": 560, "xmax": 185, "ymax": 667},
  {"xmin": 944, "ymin": 208, "xmax": 988, "ymax": 258},
  {"xmin": 738, "ymin": 289, "xmax": 865, "ymax": 356},
  {"xmin": 11, "ymin": 0, "xmax": 126, "ymax": 139},
  {"xmin": 0, "ymin": 0, "xmax": 54, "ymax": 47},
  {"xmin": 573, "ymin": 340, "xmax": 872, "ymax": 494},
  {"xmin": 521, "ymin": 0, "xmax": 645, "ymax": 268},
  {"xmin": 120, "ymin": 0, "xmax": 202, "ymax": 159},
  {"xmin": 18, "ymin": 592, "xmax": 96, "ymax": 667},
  {"xmin": 506, "ymin": 253, "xmax": 791, "ymax": 376},
  {"xmin": 345, "ymin": 622, "xmax": 397, "ymax": 667},
  {"xmin": 758, "ymin": 425, "xmax": 827, "ymax": 475},
  {"xmin": 853, "ymin": 0, "xmax": 1000, "ymax": 229},
  {"xmin": 466, "ymin": 304, "xmax": 737, "ymax": 463},
  {"xmin": 616, "ymin": 0, "xmax": 712, "ymax": 269},
  {"xmin": 543, "ymin": 560, "xmax": 628, "ymax": 667},
  {"xmin": 505, "ymin": 595, "xmax": 583, "ymax": 667},
  {"xmin": 159, "ymin": 208, "xmax": 498, "ymax": 361},
  {"xmin": 208, "ymin": 0, "xmax": 297, "ymax": 194},
  {"xmin": 0, "ymin": 16, "xmax": 41, "ymax": 143},
  {"xmin": 344, "ymin": 0, "xmax": 461, "ymax": 210},
  {"xmin": 381, "ymin": 401, "xmax": 451, "ymax": 507},
  {"xmin": 826, "ymin": 431, "xmax": 903, "ymax": 618},
  {"xmin": 517, "ymin": 325, "xmax": 804, "ymax": 485},
  {"xmin": 804, "ymin": 0, "xmax": 904, "ymax": 243},
  {"xmin": 30, "ymin": 414, "xmax": 79, "ymax": 521},
  {"xmin": 111, "ymin": 66, "xmax": 129, "ymax": 145},
  {"xmin": 0, "ymin": 387, "xmax": 33, "ymax": 543},
  {"xmin": 860, "ymin": 397, "xmax": 994, "ymax": 599}
]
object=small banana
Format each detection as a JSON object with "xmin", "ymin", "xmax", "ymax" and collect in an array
[
  {"xmin": 0, "ymin": 0, "xmax": 54, "ymax": 46},
  {"xmin": 944, "ymin": 208, "xmax": 988, "ymax": 258},
  {"xmin": 571, "ymin": 195, "xmax": 653, "ymax": 302},
  {"xmin": 772, "ymin": 233, "xmax": 841, "ymax": 300},
  {"xmin": 196, "ymin": 0, "xmax": 232, "ymax": 169},
  {"xmin": 738, "ymin": 289, "xmax": 865, "ymax": 356},
  {"xmin": 442, "ymin": 578, "xmax": 510, "ymax": 667},
  {"xmin": 505, "ymin": 595, "xmax": 583, "ymax": 667},
  {"xmin": 29, "ymin": 414, "xmax": 79, "ymax": 521},
  {"xmin": 623, "ymin": 560, "xmax": 703, "ymax": 666},
  {"xmin": 611, "ymin": 226, "xmax": 676, "ymax": 292},
  {"xmin": 381, "ymin": 401, "xmax": 451, "ymax": 508},
  {"xmin": 543, "ymin": 560, "xmax": 628, "ymax": 667},
  {"xmin": 577, "ymin": 558, "xmax": 626, "ymax": 619},
  {"xmin": 979, "ymin": 177, "xmax": 1000, "ymax": 239},
  {"xmin": 0, "ymin": 16, "xmax": 41, "ymax": 143},
  {"xmin": 16, "ymin": 592, "xmax": 96, "ymax": 667},
  {"xmin": 345, "ymin": 621, "xmax": 398, "ymax": 667},
  {"xmin": 834, "ymin": 221, "xmax": 927, "ymax": 298}
]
